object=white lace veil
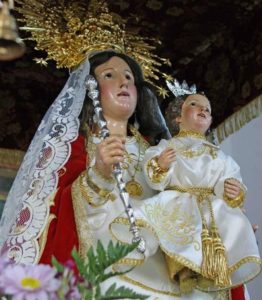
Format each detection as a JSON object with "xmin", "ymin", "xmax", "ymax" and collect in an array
[{"xmin": 0, "ymin": 59, "xmax": 90, "ymax": 264}]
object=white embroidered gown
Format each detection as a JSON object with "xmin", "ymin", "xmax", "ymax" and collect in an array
[
  {"xmin": 111, "ymin": 133, "xmax": 261, "ymax": 294},
  {"xmin": 76, "ymin": 133, "xmax": 242, "ymax": 299}
]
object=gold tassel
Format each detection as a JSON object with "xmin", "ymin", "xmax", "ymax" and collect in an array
[
  {"xmin": 201, "ymin": 227, "xmax": 215, "ymax": 279},
  {"xmin": 197, "ymin": 194, "xmax": 231, "ymax": 286},
  {"xmin": 212, "ymin": 227, "xmax": 231, "ymax": 286}
]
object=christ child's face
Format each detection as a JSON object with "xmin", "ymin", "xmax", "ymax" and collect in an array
[{"xmin": 176, "ymin": 94, "xmax": 212, "ymax": 134}]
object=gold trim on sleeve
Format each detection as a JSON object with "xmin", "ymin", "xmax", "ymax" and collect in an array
[
  {"xmin": 92, "ymin": 165, "xmax": 115, "ymax": 183},
  {"xmin": 79, "ymin": 171, "xmax": 116, "ymax": 207},
  {"xmin": 72, "ymin": 175, "xmax": 94, "ymax": 259},
  {"xmin": 146, "ymin": 157, "xmax": 168, "ymax": 183},
  {"xmin": 224, "ymin": 189, "xmax": 245, "ymax": 208},
  {"xmin": 86, "ymin": 171, "xmax": 113, "ymax": 198}
]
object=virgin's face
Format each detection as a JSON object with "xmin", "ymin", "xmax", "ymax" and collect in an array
[
  {"xmin": 176, "ymin": 94, "xmax": 212, "ymax": 134},
  {"xmin": 94, "ymin": 56, "xmax": 137, "ymax": 122}
]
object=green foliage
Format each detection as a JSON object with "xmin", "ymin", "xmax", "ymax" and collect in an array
[
  {"xmin": 102, "ymin": 284, "xmax": 148, "ymax": 300},
  {"xmin": 71, "ymin": 240, "xmax": 149, "ymax": 300},
  {"xmin": 51, "ymin": 256, "xmax": 65, "ymax": 273}
]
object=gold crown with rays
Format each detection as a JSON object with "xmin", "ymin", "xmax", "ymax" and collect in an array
[{"xmin": 16, "ymin": 0, "xmax": 172, "ymax": 96}]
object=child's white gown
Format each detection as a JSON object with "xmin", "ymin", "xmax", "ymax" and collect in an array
[{"xmin": 111, "ymin": 132, "xmax": 261, "ymax": 293}]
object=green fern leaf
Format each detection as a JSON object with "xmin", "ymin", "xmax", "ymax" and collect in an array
[
  {"xmin": 102, "ymin": 283, "xmax": 149, "ymax": 299},
  {"xmin": 71, "ymin": 248, "xmax": 89, "ymax": 277},
  {"xmin": 105, "ymin": 241, "xmax": 138, "ymax": 267},
  {"xmin": 96, "ymin": 240, "xmax": 109, "ymax": 271},
  {"xmin": 97, "ymin": 268, "xmax": 134, "ymax": 283},
  {"xmin": 51, "ymin": 256, "xmax": 65, "ymax": 273}
]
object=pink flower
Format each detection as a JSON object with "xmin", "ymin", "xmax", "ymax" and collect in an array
[
  {"xmin": 0, "ymin": 263, "xmax": 60, "ymax": 300},
  {"xmin": 0, "ymin": 256, "xmax": 13, "ymax": 293},
  {"xmin": 56, "ymin": 266, "xmax": 81, "ymax": 300},
  {"xmin": 65, "ymin": 274, "xmax": 81, "ymax": 300}
]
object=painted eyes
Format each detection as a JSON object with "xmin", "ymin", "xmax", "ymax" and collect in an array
[
  {"xmin": 104, "ymin": 72, "xmax": 113, "ymax": 79},
  {"xmin": 103, "ymin": 71, "xmax": 134, "ymax": 81},
  {"xmin": 190, "ymin": 101, "xmax": 210, "ymax": 113},
  {"xmin": 125, "ymin": 73, "xmax": 133, "ymax": 81}
]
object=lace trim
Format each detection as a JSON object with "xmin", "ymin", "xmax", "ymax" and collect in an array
[{"xmin": 0, "ymin": 59, "xmax": 90, "ymax": 263}]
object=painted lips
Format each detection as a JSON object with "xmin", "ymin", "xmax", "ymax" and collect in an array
[
  {"xmin": 117, "ymin": 91, "xmax": 130, "ymax": 97},
  {"xmin": 198, "ymin": 112, "xmax": 206, "ymax": 118}
]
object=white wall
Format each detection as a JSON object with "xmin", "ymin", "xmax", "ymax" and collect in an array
[{"xmin": 220, "ymin": 115, "xmax": 262, "ymax": 300}]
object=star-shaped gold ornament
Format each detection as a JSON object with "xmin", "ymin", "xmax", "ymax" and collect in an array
[
  {"xmin": 157, "ymin": 87, "xmax": 169, "ymax": 99},
  {"xmin": 33, "ymin": 58, "xmax": 48, "ymax": 67}
]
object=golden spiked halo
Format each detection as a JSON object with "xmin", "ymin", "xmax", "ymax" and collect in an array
[{"xmin": 16, "ymin": 0, "xmax": 172, "ymax": 97}]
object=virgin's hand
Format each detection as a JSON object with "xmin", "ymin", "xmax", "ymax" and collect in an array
[
  {"xmin": 95, "ymin": 136, "xmax": 125, "ymax": 178},
  {"xmin": 224, "ymin": 178, "xmax": 242, "ymax": 199},
  {"xmin": 158, "ymin": 148, "xmax": 176, "ymax": 170}
]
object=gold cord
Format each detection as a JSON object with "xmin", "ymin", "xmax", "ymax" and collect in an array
[{"xmin": 168, "ymin": 185, "xmax": 231, "ymax": 287}]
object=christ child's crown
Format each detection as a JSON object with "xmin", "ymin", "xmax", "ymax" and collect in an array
[{"xmin": 166, "ymin": 79, "xmax": 197, "ymax": 97}]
